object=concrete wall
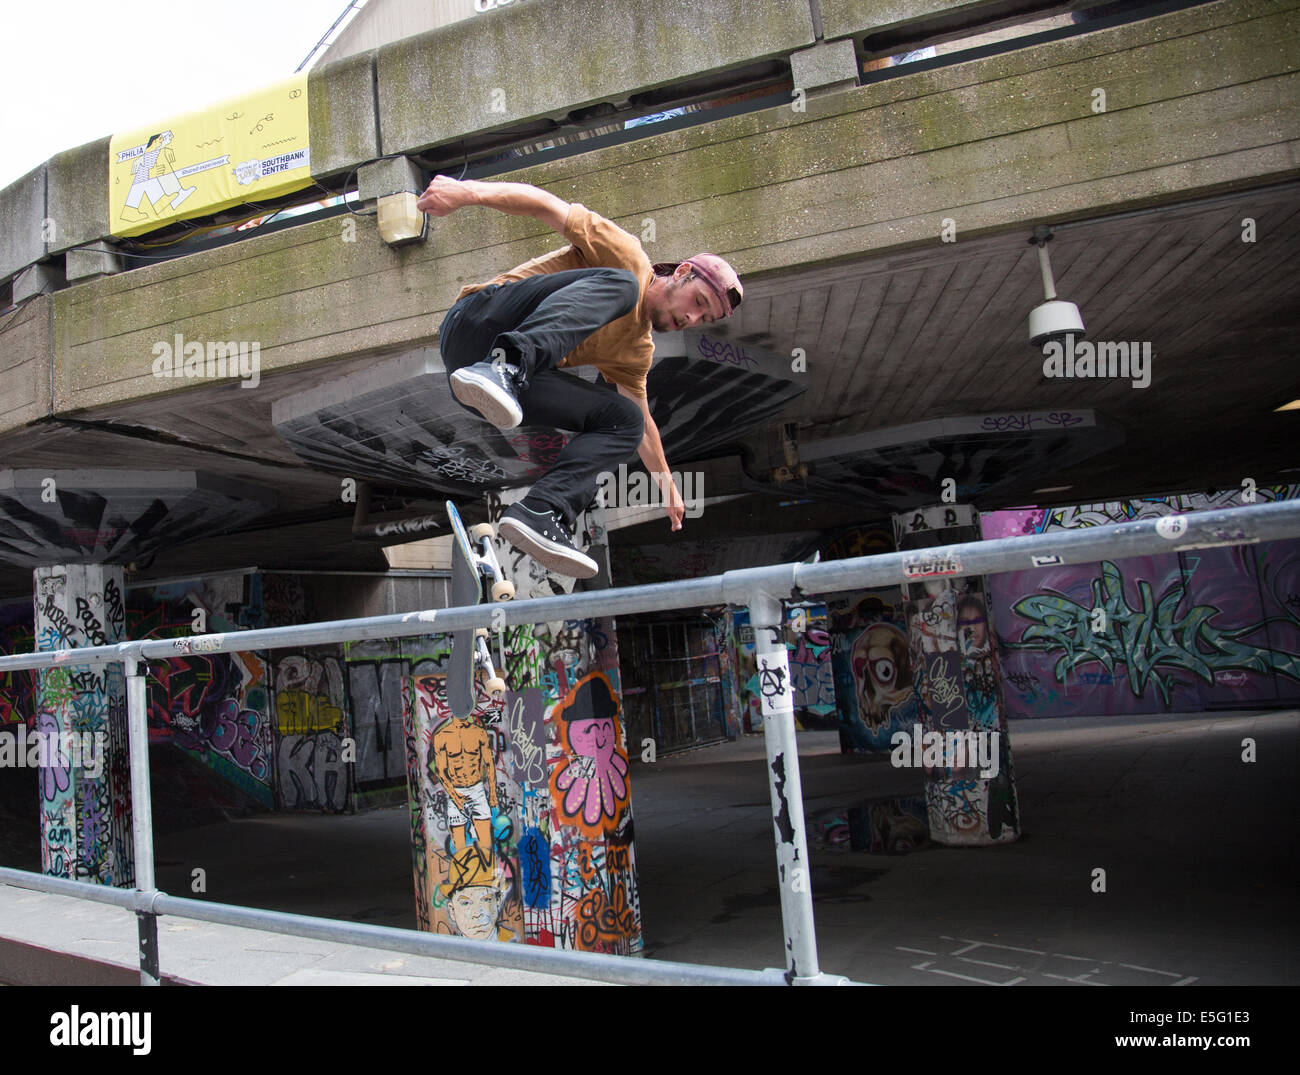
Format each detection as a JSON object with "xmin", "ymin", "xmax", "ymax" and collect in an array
[
  {"xmin": 374, "ymin": 0, "xmax": 813, "ymax": 155},
  {"xmin": 321, "ymin": 0, "xmax": 477, "ymax": 64},
  {"xmin": 5, "ymin": 0, "xmax": 1291, "ymax": 423},
  {"xmin": 0, "ymin": 295, "xmax": 51, "ymax": 430}
]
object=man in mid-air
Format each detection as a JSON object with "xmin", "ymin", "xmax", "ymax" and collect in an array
[{"xmin": 417, "ymin": 175, "xmax": 742, "ymax": 578}]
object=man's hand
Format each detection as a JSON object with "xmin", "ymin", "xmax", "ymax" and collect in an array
[
  {"xmin": 657, "ymin": 473, "xmax": 686, "ymax": 531},
  {"xmin": 416, "ymin": 175, "xmax": 477, "ymax": 216},
  {"xmin": 617, "ymin": 385, "xmax": 685, "ymax": 532}
]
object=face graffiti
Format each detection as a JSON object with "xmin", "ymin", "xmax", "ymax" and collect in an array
[
  {"xmin": 447, "ymin": 883, "xmax": 503, "ymax": 939},
  {"xmin": 850, "ymin": 623, "xmax": 913, "ymax": 730},
  {"xmin": 569, "ymin": 717, "xmax": 614, "ymax": 756}
]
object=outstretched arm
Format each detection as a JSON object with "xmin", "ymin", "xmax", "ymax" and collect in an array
[
  {"xmin": 416, "ymin": 176, "xmax": 569, "ymax": 235},
  {"xmin": 616, "ymin": 385, "xmax": 685, "ymax": 531}
]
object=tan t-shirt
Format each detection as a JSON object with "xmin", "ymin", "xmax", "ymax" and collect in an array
[{"xmin": 454, "ymin": 203, "xmax": 655, "ymax": 398}]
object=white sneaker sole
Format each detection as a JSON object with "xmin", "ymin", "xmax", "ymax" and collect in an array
[
  {"xmin": 450, "ymin": 368, "xmax": 523, "ymax": 429},
  {"xmin": 498, "ymin": 517, "xmax": 599, "ymax": 579}
]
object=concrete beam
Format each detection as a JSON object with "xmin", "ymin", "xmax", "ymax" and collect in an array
[
  {"xmin": 790, "ymin": 40, "xmax": 861, "ymax": 96},
  {"xmin": 820, "ymin": 0, "xmax": 1070, "ymax": 40},
  {"xmin": 37, "ymin": 0, "xmax": 1300, "ymax": 414},
  {"xmin": 0, "ymin": 295, "xmax": 52, "ymax": 433},
  {"xmin": 0, "ymin": 166, "xmax": 44, "ymax": 284},
  {"xmin": 65, "ymin": 242, "xmax": 125, "ymax": 284},
  {"xmin": 308, "ymin": 48, "xmax": 382, "ymax": 180},
  {"xmin": 13, "ymin": 264, "xmax": 62, "ymax": 304},
  {"xmin": 45, "ymin": 137, "xmax": 111, "ymax": 258},
  {"xmin": 374, "ymin": 0, "xmax": 816, "ymax": 155},
  {"xmin": 357, "ymin": 156, "xmax": 425, "ymax": 202}
]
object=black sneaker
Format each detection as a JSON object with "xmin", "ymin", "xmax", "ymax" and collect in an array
[
  {"xmin": 498, "ymin": 504, "xmax": 599, "ymax": 579},
  {"xmin": 450, "ymin": 359, "xmax": 523, "ymax": 429}
]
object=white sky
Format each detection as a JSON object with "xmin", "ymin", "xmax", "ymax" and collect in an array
[{"xmin": 0, "ymin": 0, "xmax": 351, "ymax": 190}]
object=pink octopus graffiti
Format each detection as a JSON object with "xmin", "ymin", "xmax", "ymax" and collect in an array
[{"xmin": 551, "ymin": 672, "xmax": 629, "ymax": 831}]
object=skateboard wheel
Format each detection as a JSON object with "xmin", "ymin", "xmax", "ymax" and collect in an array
[
  {"xmin": 475, "ymin": 627, "xmax": 489, "ymax": 639},
  {"xmin": 491, "ymin": 580, "xmax": 516, "ymax": 601},
  {"xmin": 470, "ymin": 523, "xmax": 495, "ymax": 540},
  {"xmin": 485, "ymin": 676, "xmax": 506, "ymax": 695}
]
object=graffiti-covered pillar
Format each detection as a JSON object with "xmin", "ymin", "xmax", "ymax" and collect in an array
[
  {"xmin": 402, "ymin": 490, "xmax": 641, "ymax": 952},
  {"xmin": 32, "ymin": 564, "xmax": 134, "ymax": 884},
  {"xmin": 892, "ymin": 506, "xmax": 1020, "ymax": 846}
]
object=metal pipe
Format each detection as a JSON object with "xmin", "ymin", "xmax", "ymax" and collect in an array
[
  {"xmin": 124, "ymin": 653, "xmax": 160, "ymax": 987},
  {"xmin": 147, "ymin": 892, "xmax": 787, "ymax": 986},
  {"xmin": 0, "ymin": 866, "xmax": 140, "ymax": 909},
  {"xmin": 751, "ymin": 589, "xmax": 822, "ymax": 981},
  {"xmin": 0, "ymin": 868, "xmax": 783, "ymax": 986},
  {"xmin": 1035, "ymin": 242, "xmax": 1057, "ymax": 300},
  {"xmin": 1, "ymin": 500, "xmax": 1297, "ymax": 673}
]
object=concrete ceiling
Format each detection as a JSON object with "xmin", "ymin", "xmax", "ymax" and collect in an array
[{"xmin": 1, "ymin": 180, "xmax": 1296, "ymax": 596}]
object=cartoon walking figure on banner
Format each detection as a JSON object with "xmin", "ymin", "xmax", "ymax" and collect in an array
[{"xmin": 120, "ymin": 131, "xmax": 196, "ymax": 224}]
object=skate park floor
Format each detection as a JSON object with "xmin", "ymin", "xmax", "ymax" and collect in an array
[{"xmin": 1, "ymin": 710, "xmax": 1295, "ymax": 986}]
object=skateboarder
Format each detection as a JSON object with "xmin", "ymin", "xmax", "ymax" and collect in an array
[{"xmin": 417, "ymin": 175, "xmax": 743, "ymax": 579}]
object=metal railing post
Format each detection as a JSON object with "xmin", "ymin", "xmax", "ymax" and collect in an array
[
  {"xmin": 749, "ymin": 587, "xmax": 844, "ymax": 984},
  {"xmin": 124, "ymin": 649, "xmax": 160, "ymax": 986}
]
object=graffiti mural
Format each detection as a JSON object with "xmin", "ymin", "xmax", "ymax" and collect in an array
[
  {"xmin": 32, "ymin": 566, "xmax": 134, "ymax": 886},
  {"xmin": 731, "ymin": 604, "xmax": 836, "ymax": 732},
  {"xmin": 132, "ymin": 578, "xmax": 276, "ymax": 807},
  {"xmin": 149, "ymin": 654, "xmax": 274, "ymax": 802},
  {"xmin": 826, "ymin": 592, "xmax": 921, "ymax": 753},
  {"xmin": 550, "ymin": 673, "xmax": 630, "ymax": 834},
  {"xmin": 401, "ymin": 494, "xmax": 641, "ymax": 954},
  {"xmin": 0, "ymin": 603, "xmax": 37, "ymax": 726},
  {"xmin": 404, "ymin": 670, "xmax": 525, "ymax": 942},
  {"xmin": 271, "ymin": 652, "xmax": 350, "ymax": 811},
  {"xmin": 994, "ymin": 544, "xmax": 1300, "ymax": 718},
  {"xmin": 788, "ymin": 608, "xmax": 837, "ymax": 729},
  {"xmin": 981, "ymin": 485, "xmax": 1300, "ymax": 540}
]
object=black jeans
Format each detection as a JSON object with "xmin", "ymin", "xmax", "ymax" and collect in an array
[{"xmin": 439, "ymin": 268, "xmax": 646, "ymax": 526}]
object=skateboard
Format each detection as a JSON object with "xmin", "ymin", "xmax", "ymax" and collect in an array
[{"xmin": 446, "ymin": 500, "xmax": 516, "ymax": 720}]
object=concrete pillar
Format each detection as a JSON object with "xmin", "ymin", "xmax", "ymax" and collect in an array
[
  {"xmin": 402, "ymin": 491, "xmax": 641, "ymax": 952},
  {"xmin": 13, "ymin": 263, "xmax": 62, "ymax": 303},
  {"xmin": 65, "ymin": 241, "xmax": 125, "ymax": 283},
  {"xmin": 790, "ymin": 39, "xmax": 861, "ymax": 97},
  {"xmin": 32, "ymin": 564, "xmax": 134, "ymax": 884},
  {"xmin": 892, "ymin": 505, "xmax": 1020, "ymax": 845}
]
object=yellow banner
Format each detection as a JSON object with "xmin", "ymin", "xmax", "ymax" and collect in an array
[{"xmin": 109, "ymin": 74, "xmax": 311, "ymax": 238}]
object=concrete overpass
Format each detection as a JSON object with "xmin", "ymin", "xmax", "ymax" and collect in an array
[{"xmin": 1, "ymin": 0, "xmax": 1297, "ymax": 592}]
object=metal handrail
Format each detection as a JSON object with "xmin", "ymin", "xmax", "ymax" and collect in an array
[{"xmin": 1, "ymin": 498, "xmax": 1297, "ymax": 986}]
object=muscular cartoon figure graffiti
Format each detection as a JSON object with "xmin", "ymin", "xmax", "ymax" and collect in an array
[{"xmin": 432, "ymin": 708, "xmax": 499, "ymax": 855}]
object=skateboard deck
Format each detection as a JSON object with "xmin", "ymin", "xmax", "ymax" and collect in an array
[{"xmin": 446, "ymin": 500, "xmax": 514, "ymax": 719}]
